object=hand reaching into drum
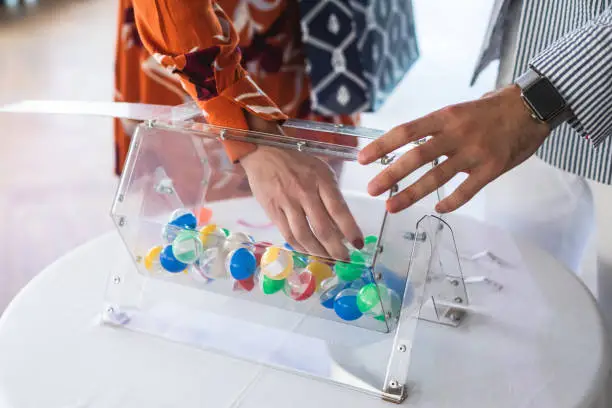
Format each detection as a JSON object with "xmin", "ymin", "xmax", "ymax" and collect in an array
[
  {"xmin": 240, "ymin": 113, "xmax": 362, "ymax": 259},
  {"xmin": 240, "ymin": 145, "xmax": 364, "ymax": 260}
]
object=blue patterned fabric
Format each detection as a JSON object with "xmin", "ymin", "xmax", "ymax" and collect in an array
[{"xmin": 298, "ymin": 0, "xmax": 419, "ymax": 116}]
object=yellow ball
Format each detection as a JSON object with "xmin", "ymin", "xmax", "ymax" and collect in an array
[
  {"xmin": 261, "ymin": 247, "xmax": 293, "ymax": 280},
  {"xmin": 199, "ymin": 224, "xmax": 223, "ymax": 247},
  {"xmin": 306, "ymin": 261, "xmax": 333, "ymax": 291},
  {"xmin": 144, "ymin": 245, "xmax": 163, "ymax": 271}
]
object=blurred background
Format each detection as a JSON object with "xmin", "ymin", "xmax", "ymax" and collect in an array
[{"xmin": 1, "ymin": 0, "xmax": 611, "ymax": 318}]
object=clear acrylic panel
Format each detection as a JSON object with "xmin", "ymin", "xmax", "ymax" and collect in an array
[{"xmin": 105, "ymin": 103, "xmax": 466, "ymax": 403}]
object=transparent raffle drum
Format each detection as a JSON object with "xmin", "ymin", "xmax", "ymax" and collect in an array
[{"xmin": 104, "ymin": 103, "xmax": 468, "ymax": 403}]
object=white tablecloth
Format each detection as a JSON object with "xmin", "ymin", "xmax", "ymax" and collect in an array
[{"xmin": 0, "ymin": 215, "xmax": 609, "ymax": 408}]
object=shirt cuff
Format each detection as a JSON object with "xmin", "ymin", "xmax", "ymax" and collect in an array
[{"xmin": 528, "ymin": 7, "xmax": 612, "ymax": 147}]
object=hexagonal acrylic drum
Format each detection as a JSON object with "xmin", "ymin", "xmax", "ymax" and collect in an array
[{"xmin": 104, "ymin": 103, "xmax": 468, "ymax": 403}]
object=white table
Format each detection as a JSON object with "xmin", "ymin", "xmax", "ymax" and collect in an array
[{"xmin": 0, "ymin": 215, "xmax": 609, "ymax": 408}]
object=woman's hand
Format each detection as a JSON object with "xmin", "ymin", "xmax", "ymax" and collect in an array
[
  {"xmin": 240, "ymin": 144, "xmax": 363, "ymax": 260},
  {"xmin": 358, "ymin": 85, "xmax": 552, "ymax": 214}
]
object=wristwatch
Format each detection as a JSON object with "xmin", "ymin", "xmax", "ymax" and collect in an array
[{"xmin": 515, "ymin": 68, "xmax": 574, "ymax": 130}]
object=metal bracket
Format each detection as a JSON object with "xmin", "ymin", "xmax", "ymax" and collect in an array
[
  {"xmin": 403, "ymin": 231, "xmax": 427, "ymax": 242},
  {"xmin": 154, "ymin": 178, "xmax": 175, "ymax": 195},
  {"xmin": 382, "ymin": 382, "xmax": 408, "ymax": 404}
]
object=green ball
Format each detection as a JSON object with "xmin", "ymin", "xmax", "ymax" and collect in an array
[
  {"xmin": 221, "ymin": 228, "xmax": 231, "ymax": 237},
  {"xmin": 350, "ymin": 251, "xmax": 366, "ymax": 265},
  {"xmin": 364, "ymin": 235, "xmax": 378, "ymax": 245},
  {"xmin": 261, "ymin": 275, "xmax": 285, "ymax": 295},
  {"xmin": 357, "ymin": 283, "xmax": 381, "ymax": 313},
  {"xmin": 373, "ymin": 288, "xmax": 402, "ymax": 321},
  {"xmin": 172, "ymin": 230, "xmax": 203, "ymax": 264},
  {"xmin": 335, "ymin": 262, "xmax": 363, "ymax": 282}
]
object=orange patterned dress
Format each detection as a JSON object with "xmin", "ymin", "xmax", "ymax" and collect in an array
[{"xmin": 114, "ymin": 0, "xmax": 359, "ymax": 175}]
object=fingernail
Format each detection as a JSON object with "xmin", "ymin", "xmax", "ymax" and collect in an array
[
  {"xmin": 353, "ymin": 238, "xmax": 364, "ymax": 249},
  {"xmin": 436, "ymin": 203, "xmax": 447, "ymax": 213}
]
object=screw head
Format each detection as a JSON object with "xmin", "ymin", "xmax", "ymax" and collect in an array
[
  {"xmin": 113, "ymin": 276, "xmax": 121, "ymax": 284},
  {"xmin": 454, "ymin": 297, "xmax": 463, "ymax": 304},
  {"xmin": 117, "ymin": 217, "xmax": 126, "ymax": 227},
  {"xmin": 398, "ymin": 344, "xmax": 407, "ymax": 352},
  {"xmin": 450, "ymin": 279, "xmax": 459, "ymax": 287}
]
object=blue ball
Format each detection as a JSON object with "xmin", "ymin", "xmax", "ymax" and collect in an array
[
  {"xmin": 283, "ymin": 243, "xmax": 294, "ymax": 251},
  {"xmin": 171, "ymin": 213, "xmax": 197, "ymax": 230},
  {"xmin": 333, "ymin": 289, "xmax": 363, "ymax": 321},
  {"xmin": 320, "ymin": 281, "xmax": 349, "ymax": 309},
  {"xmin": 160, "ymin": 245, "xmax": 187, "ymax": 273},
  {"xmin": 227, "ymin": 248, "xmax": 257, "ymax": 281}
]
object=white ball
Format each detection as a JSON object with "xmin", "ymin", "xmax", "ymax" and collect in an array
[{"xmin": 224, "ymin": 232, "xmax": 254, "ymax": 252}]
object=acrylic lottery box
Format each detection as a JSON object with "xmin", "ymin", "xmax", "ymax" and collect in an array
[{"xmin": 105, "ymin": 103, "xmax": 469, "ymax": 403}]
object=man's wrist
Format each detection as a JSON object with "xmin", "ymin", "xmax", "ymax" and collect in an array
[{"xmin": 504, "ymin": 85, "xmax": 551, "ymax": 135}]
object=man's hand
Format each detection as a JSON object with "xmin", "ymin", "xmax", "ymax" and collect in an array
[
  {"xmin": 241, "ymin": 112, "xmax": 363, "ymax": 260},
  {"xmin": 358, "ymin": 85, "xmax": 551, "ymax": 214}
]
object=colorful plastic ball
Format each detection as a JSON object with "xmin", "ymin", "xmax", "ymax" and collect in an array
[
  {"xmin": 305, "ymin": 261, "xmax": 333, "ymax": 290},
  {"xmin": 144, "ymin": 245, "xmax": 163, "ymax": 271},
  {"xmin": 350, "ymin": 250, "xmax": 366, "ymax": 265},
  {"xmin": 224, "ymin": 232, "xmax": 255, "ymax": 252},
  {"xmin": 362, "ymin": 235, "xmax": 378, "ymax": 256},
  {"xmin": 261, "ymin": 247, "xmax": 294, "ymax": 280},
  {"xmin": 221, "ymin": 228, "xmax": 231, "ymax": 237},
  {"xmin": 195, "ymin": 207, "xmax": 213, "ymax": 226},
  {"xmin": 160, "ymin": 245, "xmax": 187, "ymax": 273},
  {"xmin": 357, "ymin": 283, "xmax": 386, "ymax": 314},
  {"xmin": 260, "ymin": 274, "xmax": 285, "ymax": 295},
  {"xmin": 357, "ymin": 283, "xmax": 403, "ymax": 321},
  {"xmin": 169, "ymin": 208, "xmax": 189, "ymax": 222},
  {"xmin": 284, "ymin": 271, "xmax": 316, "ymax": 301},
  {"xmin": 364, "ymin": 235, "xmax": 378, "ymax": 245},
  {"xmin": 172, "ymin": 230, "xmax": 203, "ymax": 264},
  {"xmin": 170, "ymin": 209, "xmax": 197, "ymax": 230},
  {"xmin": 333, "ymin": 288, "xmax": 363, "ymax": 321},
  {"xmin": 225, "ymin": 247, "xmax": 257, "ymax": 281},
  {"xmin": 334, "ymin": 262, "xmax": 364, "ymax": 282},
  {"xmin": 319, "ymin": 278, "xmax": 349, "ymax": 309},
  {"xmin": 233, "ymin": 275, "xmax": 256, "ymax": 292},
  {"xmin": 283, "ymin": 243, "xmax": 294, "ymax": 251},
  {"xmin": 199, "ymin": 224, "xmax": 225, "ymax": 248}
]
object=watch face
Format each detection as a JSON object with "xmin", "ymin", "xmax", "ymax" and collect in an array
[{"xmin": 524, "ymin": 79, "xmax": 566, "ymax": 120}]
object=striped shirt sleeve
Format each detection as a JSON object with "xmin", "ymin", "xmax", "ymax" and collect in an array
[{"xmin": 529, "ymin": 6, "xmax": 612, "ymax": 147}]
